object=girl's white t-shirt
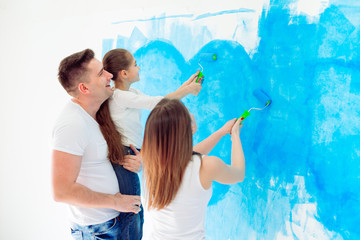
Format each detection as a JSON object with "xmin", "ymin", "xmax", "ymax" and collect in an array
[{"xmin": 109, "ymin": 88, "xmax": 163, "ymax": 148}]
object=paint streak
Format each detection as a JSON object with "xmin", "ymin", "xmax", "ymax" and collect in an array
[
  {"xmin": 111, "ymin": 8, "xmax": 255, "ymax": 25},
  {"xmin": 112, "ymin": 14, "xmax": 194, "ymax": 24},
  {"xmin": 193, "ymin": 8, "xmax": 256, "ymax": 21}
]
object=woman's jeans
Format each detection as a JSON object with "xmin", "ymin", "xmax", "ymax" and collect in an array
[
  {"xmin": 70, "ymin": 216, "xmax": 121, "ymax": 240},
  {"xmin": 112, "ymin": 146, "xmax": 143, "ymax": 240}
]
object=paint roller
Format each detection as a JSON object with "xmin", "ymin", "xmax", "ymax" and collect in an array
[
  {"xmin": 196, "ymin": 53, "xmax": 217, "ymax": 83},
  {"xmin": 238, "ymin": 88, "xmax": 272, "ymax": 122}
]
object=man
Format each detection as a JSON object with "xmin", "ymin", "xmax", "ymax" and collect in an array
[{"xmin": 52, "ymin": 49, "xmax": 141, "ymax": 239}]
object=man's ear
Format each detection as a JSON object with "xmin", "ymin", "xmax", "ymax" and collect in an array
[{"xmin": 78, "ymin": 82, "xmax": 89, "ymax": 94}]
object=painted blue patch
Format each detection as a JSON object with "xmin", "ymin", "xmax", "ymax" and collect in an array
[
  {"xmin": 102, "ymin": 39, "xmax": 114, "ymax": 58},
  {"xmin": 116, "ymin": 36, "xmax": 126, "ymax": 49},
  {"xmin": 127, "ymin": 27, "xmax": 148, "ymax": 54}
]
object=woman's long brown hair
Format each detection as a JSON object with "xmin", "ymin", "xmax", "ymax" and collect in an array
[
  {"xmin": 142, "ymin": 99, "xmax": 193, "ymax": 210},
  {"xmin": 96, "ymin": 99, "xmax": 125, "ymax": 164}
]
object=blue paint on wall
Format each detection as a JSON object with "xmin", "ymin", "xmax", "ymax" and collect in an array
[
  {"xmin": 102, "ymin": 39, "xmax": 114, "ymax": 58},
  {"xmin": 112, "ymin": 14, "xmax": 194, "ymax": 24},
  {"xmin": 116, "ymin": 36, "xmax": 125, "ymax": 49},
  {"xmin": 251, "ymin": 3, "xmax": 360, "ymax": 238},
  {"xmin": 193, "ymin": 8, "xmax": 256, "ymax": 21},
  {"xmin": 103, "ymin": 1, "xmax": 360, "ymax": 238}
]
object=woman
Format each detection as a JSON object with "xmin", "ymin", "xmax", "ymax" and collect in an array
[{"xmin": 141, "ymin": 99, "xmax": 245, "ymax": 239}]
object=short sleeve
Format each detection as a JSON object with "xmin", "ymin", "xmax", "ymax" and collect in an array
[{"xmin": 52, "ymin": 118, "xmax": 89, "ymax": 156}]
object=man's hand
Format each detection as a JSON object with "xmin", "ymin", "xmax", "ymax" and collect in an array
[{"xmin": 113, "ymin": 193, "xmax": 141, "ymax": 213}]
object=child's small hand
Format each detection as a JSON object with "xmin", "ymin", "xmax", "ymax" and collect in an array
[
  {"xmin": 123, "ymin": 145, "xmax": 142, "ymax": 173},
  {"xmin": 180, "ymin": 71, "xmax": 202, "ymax": 96},
  {"xmin": 218, "ymin": 118, "xmax": 237, "ymax": 136},
  {"xmin": 180, "ymin": 70, "xmax": 199, "ymax": 88}
]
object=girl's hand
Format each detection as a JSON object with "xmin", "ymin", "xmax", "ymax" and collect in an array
[
  {"xmin": 123, "ymin": 145, "xmax": 142, "ymax": 173},
  {"xmin": 181, "ymin": 70, "xmax": 199, "ymax": 87},
  {"xmin": 180, "ymin": 70, "xmax": 202, "ymax": 96}
]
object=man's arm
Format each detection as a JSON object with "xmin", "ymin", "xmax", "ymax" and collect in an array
[{"xmin": 51, "ymin": 150, "xmax": 141, "ymax": 213}]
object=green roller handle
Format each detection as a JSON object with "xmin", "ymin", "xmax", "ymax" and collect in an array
[
  {"xmin": 196, "ymin": 71, "xmax": 204, "ymax": 83},
  {"xmin": 237, "ymin": 110, "xmax": 251, "ymax": 121}
]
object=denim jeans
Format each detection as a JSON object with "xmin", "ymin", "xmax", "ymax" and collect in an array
[
  {"xmin": 70, "ymin": 216, "xmax": 121, "ymax": 240},
  {"xmin": 112, "ymin": 146, "xmax": 143, "ymax": 240}
]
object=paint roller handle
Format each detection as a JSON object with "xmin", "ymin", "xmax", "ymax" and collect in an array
[
  {"xmin": 196, "ymin": 71, "xmax": 204, "ymax": 83},
  {"xmin": 237, "ymin": 110, "xmax": 251, "ymax": 122}
]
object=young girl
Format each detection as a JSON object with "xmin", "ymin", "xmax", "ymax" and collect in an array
[
  {"xmin": 141, "ymin": 99, "xmax": 245, "ymax": 239},
  {"xmin": 102, "ymin": 49, "xmax": 202, "ymax": 239}
]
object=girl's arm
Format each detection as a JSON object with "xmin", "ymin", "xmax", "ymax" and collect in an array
[
  {"xmin": 199, "ymin": 118, "xmax": 245, "ymax": 189},
  {"xmin": 193, "ymin": 119, "xmax": 236, "ymax": 155},
  {"xmin": 112, "ymin": 89, "xmax": 163, "ymax": 110},
  {"xmin": 164, "ymin": 71, "xmax": 202, "ymax": 99}
]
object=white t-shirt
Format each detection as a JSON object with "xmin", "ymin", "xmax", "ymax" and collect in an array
[
  {"xmin": 142, "ymin": 155, "xmax": 213, "ymax": 240},
  {"xmin": 109, "ymin": 88, "xmax": 163, "ymax": 148},
  {"xmin": 52, "ymin": 101, "xmax": 120, "ymax": 225}
]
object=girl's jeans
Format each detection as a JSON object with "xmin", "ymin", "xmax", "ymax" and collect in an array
[{"xmin": 112, "ymin": 146, "xmax": 143, "ymax": 240}]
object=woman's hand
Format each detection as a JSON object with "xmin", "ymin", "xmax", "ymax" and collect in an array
[
  {"xmin": 218, "ymin": 118, "xmax": 237, "ymax": 136},
  {"xmin": 230, "ymin": 117, "xmax": 244, "ymax": 138}
]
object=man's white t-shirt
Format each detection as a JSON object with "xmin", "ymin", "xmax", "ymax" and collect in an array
[
  {"xmin": 52, "ymin": 101, "xmax": 120, "ymax": 225},
  {"xmin": 109, "ymin": 88, "xmax": 163, "ymax": 148}
]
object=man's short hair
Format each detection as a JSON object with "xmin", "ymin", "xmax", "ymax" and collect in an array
[{"xmin": 58, "ymin": 49, "xmax": 95, "ymax": 94}]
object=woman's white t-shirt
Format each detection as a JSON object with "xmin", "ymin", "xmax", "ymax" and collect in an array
[{"xmin": 143, "ymin": 155, "xmax": 213, "ymax": 240}]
